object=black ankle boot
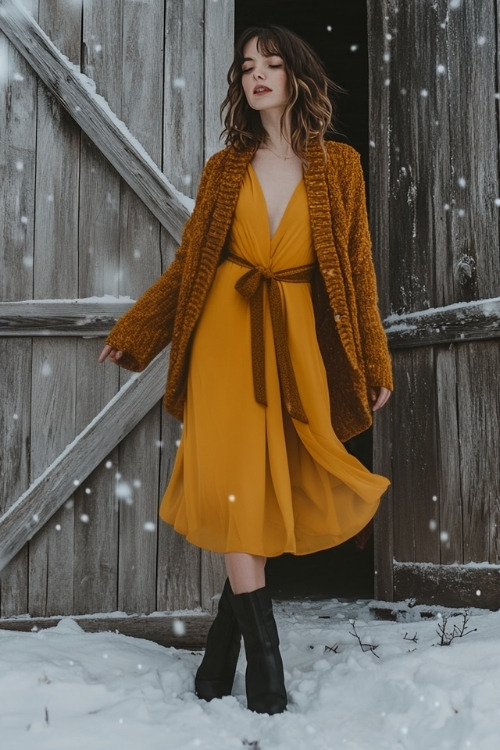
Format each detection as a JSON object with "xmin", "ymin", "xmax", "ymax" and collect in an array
[
  {"xmin": 230, "ymin": 586, "xmax": 287, "ymax": 715},
  {"xmin": 195, "ymin": 579, "xmax": 241, "ymax": 701}
]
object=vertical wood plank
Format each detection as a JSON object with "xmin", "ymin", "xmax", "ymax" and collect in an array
[
  {"xmin": 368, "ymin": 0, "xmax": 394, "ymax": 601},
  {"xmin": 28, "ymin": 0, "xmax": 82, "ymax": 617},
  {"xmin": 72, "ymin": 0, "xmax": 124, "ymax": 616},
  {"xmin": 457, "ymin": 342, "xmax": 500, "ymax": 563},
  {"xmin": 446, "ymin": 0, "xmax": 500, "ymax": 302},
  {"xmin": 390, "ymin": 348, "xmax": 440, "ymax": 565},
  {"xmin": 156, "ymin": 0, "xmax": 206, "ymax": 611},
  {"xmin": 116, "ymin": 0, "xmax": 165, "ymax": 614},
  {"xmin": 0, "ymin": 340, "xmax": 31, "ymax": 615},
  {"xmin": 0, "ymin": 32, "xmax": 37, "ymax": 614},
  {"xmin": 435, "ymin": 346, "xmax": 463, "ymax": 564}
]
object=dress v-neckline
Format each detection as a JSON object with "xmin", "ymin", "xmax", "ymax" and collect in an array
[{"xmin": 249, "ymin": 163, "xmax": 304, "ymax": 242}]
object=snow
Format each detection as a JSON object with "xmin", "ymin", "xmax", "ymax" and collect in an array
[{"xmin": 1, "ymin": 599, "xmax": 500, "ymax": 749}]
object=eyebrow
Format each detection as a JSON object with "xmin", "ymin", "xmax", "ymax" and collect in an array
[{"xmin": 242, "ymin": 53, "xmax": 282, "ymax": 62}]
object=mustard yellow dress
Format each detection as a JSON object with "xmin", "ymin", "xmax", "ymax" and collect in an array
[{"xmin": 159, "ymin": 165, "xmax": 389, "ymax": 556}]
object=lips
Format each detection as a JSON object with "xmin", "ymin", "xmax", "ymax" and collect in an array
[{"xmin": 253, "ymin": 86, "xmax": 271, "ymax": 94}]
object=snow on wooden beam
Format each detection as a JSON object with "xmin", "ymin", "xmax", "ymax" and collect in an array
[
  {"xmin": 1, "ymin": 297, "xmax": 499, "ymax": 346},
  {"xmin": 0, "ymin": 0, "xmax": 191, "ymax": 243},
  {"xmin": 0, "ymin": 298, "xmax": 134, "ymax": 336},
  {"xmin": 394, "ymin": 561, "xmax": 500, "ymax": 610},
  {"xmin": 0, "ymin": 612, "xmax": 212, "ymax": 650},
  {"xmin": 0, "ymin": 352, "xmax": 168, "ymax": 573},
  {"xmin": 384, "ymin": 296, "xmax": 500, "ymax": 349}
]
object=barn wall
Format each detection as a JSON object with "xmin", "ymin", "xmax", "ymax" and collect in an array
[
  {"xmin": 0, "ymin": 0, "xmax": 233, "ymax": 618},
  {"xmin": 369, "ymin": 0, "xmax": 500, "ymax": 606}
]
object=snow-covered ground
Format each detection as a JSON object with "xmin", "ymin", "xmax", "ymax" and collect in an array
[{"xmin": 1, "ymin": 599, "xmax": 499, "ymax": 750}]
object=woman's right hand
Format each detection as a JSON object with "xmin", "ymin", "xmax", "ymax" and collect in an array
[{"xmin": 98, "ymin": 344, "xmax": 123, "ymax": 364}]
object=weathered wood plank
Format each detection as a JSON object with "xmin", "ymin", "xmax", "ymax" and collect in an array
[
  {"xmin": 0, "ymin": 28, "xmax": 36, "ymax": 615},
  {"xmin": 391, "ymin": 348, "xmax": 440, "ymax": 565},
  {"xmin": 373, "ymin": 403, "xmax": 394, "ymax": 601},
  {"xmin": 0, "ymin": 0, "xmax": 190, "ymax": 243},
  {"xmin": 116, "ymin": 0, "xmax": 165, "ymax": 616},
  {"xmin": 394, "ymin": 562, "xmax": 500, "ymax": 610},
  {"xmin": 2, "ymin": 296, "xmax": 499, "ymax": 344},
  {"xmin": 0, "ymin": 299, "xmax": 133, "ymax": 335},
  {"xmin": 384, "ymin": 297, "xmax": 500, "ymax": 348},
  {"xmin": 0, "ymin": 340, "xmax": 31, "ymax": 615},
  {"xmin": 0, "ymin": 613, "xmax": 214, "ymax": 650},
  {"xmin": 0, "ymin": 352, "xmax": 168, "ymax": 574},
  {"xmin": 156, "ymin": 0, "xmax": 206, "ymax": 612},
  {"xmin": 446, "ymin": 0, "xmax": 500, "ymax": 302},
  {"xmin": 435, "ymin": 347, "xmax": 463, "ymax": 565},
  {"xmin": 27, "ymin": 0, "xmax": 82, "ymax": 617},
  {"xmin": 457, "ymin": 342, "xmax": 500, "ymax": 564}
]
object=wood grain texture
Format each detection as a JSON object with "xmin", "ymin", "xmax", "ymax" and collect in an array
[
  {"xmin": 369, "ymin": 0, "xmax": 500, "ymax": 603},
  {"xmin": 0, "ymin": 0, "xmax": 190, "ymax": 243},
  {"xmin": 0, "ymin": 27, "xmax": 37, "ymax": 614},
  {"xmin": 27, "ymin": 0, "xmax": 82, "ymax": 617},
  {"xmin": 394, "ymin": 562, "xmax": 500, "ymax": 610},
  {"xmin": 0, "ymin": 353, "xmax": 168, "ymax": 574},
  {"xmin": 116, "ymin": 0, "xmax": 165, "ymax": 616}
]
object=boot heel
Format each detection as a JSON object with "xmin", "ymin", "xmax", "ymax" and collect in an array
[
  {"xmin": 230, "ymin": 586, "xmax": 287, "ymax": 715},
  {"xmin": 195, "ymin": 579, "xmax": 241, "ymax": 701}
]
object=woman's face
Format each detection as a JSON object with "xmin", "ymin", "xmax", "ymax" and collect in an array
[{"xmin": 241, "ymin": 37, "xmax": 289, "ymax": 114}]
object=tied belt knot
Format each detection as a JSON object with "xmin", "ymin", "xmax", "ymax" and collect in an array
[{"xmin": 227, "ymin": 251, "xmax": 316, "ymax": 424}]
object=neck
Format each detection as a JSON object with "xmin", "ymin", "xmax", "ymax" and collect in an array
[{"xmin": 259, "ymin": 110, "xmax": 292, "ymax": 152}]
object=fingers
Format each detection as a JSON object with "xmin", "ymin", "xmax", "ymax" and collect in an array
[
  {"xmin": 98, "ymin": 345, "xmax": 123, "ymax": 364},
  {"xmin": 370, "ymin": 386, "xmax": 392, "ymax": 412}
]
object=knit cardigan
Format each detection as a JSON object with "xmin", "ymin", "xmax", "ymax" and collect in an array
[{"xmin": 106, "ymin": 140, "xmax": 393, "ymax": 442}]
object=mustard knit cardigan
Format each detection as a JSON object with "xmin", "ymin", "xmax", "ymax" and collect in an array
[{"xmin": 106, "ymin": 140, "xmax": 393, "ymax": 442}]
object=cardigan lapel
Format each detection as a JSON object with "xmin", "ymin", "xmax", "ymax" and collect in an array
[{"xmin": 304, "ymin": 142, "xmax": 359, "ymax": 372}]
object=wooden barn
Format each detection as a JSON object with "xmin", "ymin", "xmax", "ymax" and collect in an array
[{"xmin": 0, "ymin": 0, "xmax": 499, "ymax": 644}]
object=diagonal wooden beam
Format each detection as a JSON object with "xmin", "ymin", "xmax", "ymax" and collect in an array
[
  {"xmin": 0, "ymin": 0, "xmax": 191, "ymax": 243},
  {"xmin": 0, "ymin": 352, "xmax": 168, "ymax": 573}
]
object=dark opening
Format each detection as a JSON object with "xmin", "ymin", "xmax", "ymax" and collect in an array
[{"xmin": 235, "ymin": 0, "xmax": 374, "ymax": 600}]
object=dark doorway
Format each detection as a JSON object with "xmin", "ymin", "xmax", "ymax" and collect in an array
[{"xmin": 235, "ymin": 0, "xmax": 374, "ymax": 600}]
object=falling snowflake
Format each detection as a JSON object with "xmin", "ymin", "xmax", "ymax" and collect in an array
[{"xmin": 172, "ymin": 619, "xmax": 186, "ymax": 636}]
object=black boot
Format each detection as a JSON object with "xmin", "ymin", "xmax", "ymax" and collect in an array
[
  {"xmin": 230, "ymin": 586, "xmax": 287, "ymax": 715},
  {"xmin": 195, "ymin": 579, "xmax": 241, "ymax": 701}
]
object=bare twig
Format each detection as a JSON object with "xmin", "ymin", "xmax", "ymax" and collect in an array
[
  {"xmin": 349, "ymin": 621, "xmax": 380, "ymax": 659},
  {"xmin": 403, "ymin": 632, "xmax": 419, "ymax": 643},
  {"xmin": 436, "ymin": 610, "xmax": 477, "ymax": 646},
  {"xmin": 324, "ymin": 644, "xmax": 339, "ymax": 654}
]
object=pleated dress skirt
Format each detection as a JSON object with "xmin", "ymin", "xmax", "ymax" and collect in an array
[{"xmin": 159, "ymin": 164, "xmax": 389, "ymax": 556}]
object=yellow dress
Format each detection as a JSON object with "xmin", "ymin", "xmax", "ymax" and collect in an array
[{"xmin": 159, "ymin": 165, "xmax": 389, "ymax": 556}]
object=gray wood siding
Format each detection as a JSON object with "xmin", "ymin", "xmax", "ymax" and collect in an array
[
  {"xmin": 369, "ymin": 0, "xmax": 500, "ymax": 605},
  {"xmin": 0, "ymin": 0, "xmax": 234, "ymax": 618}
]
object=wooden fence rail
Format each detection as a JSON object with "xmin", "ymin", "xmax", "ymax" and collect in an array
[
  {"xmin": 0, "ymin": 0, "xmax": 190, "ymax": 243},
  {"xmin": 0, "ymin": 352, "xmax": 168, "ymax": 573},
  {"xmin": 1, "ymin": 296, "xmax": 499, "ymax": 345}
]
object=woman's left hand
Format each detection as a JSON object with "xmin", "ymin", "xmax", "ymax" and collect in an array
[{"xmin": 369, "ymin": 387, "xmax": 392, "ymax": 412}]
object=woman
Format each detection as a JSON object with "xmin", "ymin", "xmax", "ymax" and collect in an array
[{"xmin": 99, "ymin": 25, "xmax": 392, "ymax": 715}]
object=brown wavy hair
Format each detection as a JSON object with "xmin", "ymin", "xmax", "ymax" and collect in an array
[{"xmin": 221, "ymin": 25, "xmax": 342, "ymax": 159}]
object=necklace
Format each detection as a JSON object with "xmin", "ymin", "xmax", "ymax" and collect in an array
[{"xmin": 261, "ymin": 145, "xmax": 294, "ymax": 161}]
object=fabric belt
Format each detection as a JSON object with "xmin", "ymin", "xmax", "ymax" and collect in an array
[{"xmin": 227, "ymin": 251, "xmax": 316, "ymax": 424}]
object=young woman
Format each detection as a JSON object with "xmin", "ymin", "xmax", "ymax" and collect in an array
[{"xmin": 99, "ymin": 25, "xmax": 392, "ymax": 715}]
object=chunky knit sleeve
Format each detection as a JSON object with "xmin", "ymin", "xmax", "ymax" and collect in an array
[
  {"xmin": 105, "ymin": 151, "xmax": 224, "ymax": 371},
  {"xmin": 340, "ymin": 147, "xmax": 393, "ymax": 391}
]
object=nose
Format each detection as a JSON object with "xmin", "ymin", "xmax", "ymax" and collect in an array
[{"xmin": 252, "ymin": 66, "xmax": 265, "ymax": 80}]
